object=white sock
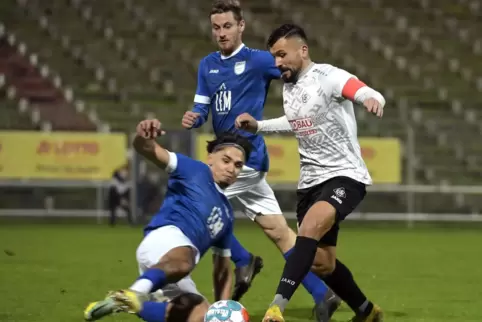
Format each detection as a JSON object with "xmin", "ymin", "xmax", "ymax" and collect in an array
[{"xmin": 129, "ymin": 279, "xmax": 154, "ymax": 294}]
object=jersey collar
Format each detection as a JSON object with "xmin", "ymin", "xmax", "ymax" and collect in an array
[
  {"xmin": 220, "ymin": 43, "xmax": 245, "ymax": 60},
  {"xmin": 214, "ymin": 183, "xmax": 225, "ymax": 194},
  {"xmin": 299, "ymin": 62, "xmax": 315, "ymax": 79}
]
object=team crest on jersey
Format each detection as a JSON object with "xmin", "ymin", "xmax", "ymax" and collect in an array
[{"xmin": 234, "ymin": 61, "xmax": 246, "ymax": 75}]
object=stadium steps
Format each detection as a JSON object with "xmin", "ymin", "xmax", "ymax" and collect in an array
[
  {"xmin": 32, "ymin": 0, "xmax": 147, "ymax": 92},
  {"xmin": 0, "ymin": 34, "xmax": 95, "ymax": 130},
  {"xmin": 340, "ymin": 1, "xmax": 482, "ymax": 166},
  {"xmin": 67, "ymin": 0, "xmax": 199, "ymax": 130},
  {"xmin": 90, "ymin": 0, "xmax": 198, "ymax": 94},
  {"xmin": 0, "ymin": 98, "xmax": 37, "ymax": 130},
  {"xmin": 4, "ymin": 7, "xmax": 100, "ymax": 92},
  {"xmin": 10, "ymin": 0, "xmax": 187, "ymax": 132}
]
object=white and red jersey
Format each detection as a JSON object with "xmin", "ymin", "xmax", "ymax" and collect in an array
[{"xmin": 282, "ymin": 63, "xmax": 373, "ymax": 189}]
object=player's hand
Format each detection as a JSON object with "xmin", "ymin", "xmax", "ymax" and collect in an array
[
  {"xmin": 235, "ymin": 113, "xmax": 258, "ymax": 133},
  {"xmin": 364, "ymin": 98, "xmax": 383, "ymax": 118},
  {"xmin": 181, "ymin": 111, "xmax": 201, "ymax": 129},
  {"xmin": 136, "ymin": 119, "xmax": 165, "ymax": 139}
]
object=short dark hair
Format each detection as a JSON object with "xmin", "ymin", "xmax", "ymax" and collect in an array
[
  {"xmin": 267, "ymin": 23, "xmax": 308, "ymax": 48},
  {"xmin": 210, "ymin": 0, "xmax": 243, "ymax": 22},
  {"xmin": 206, "ymin": 131, "xmax": 253, "ymax": 162},
  {"xmin": 166, "ymin": 293, "xmax": 205, "ymax": 322}
]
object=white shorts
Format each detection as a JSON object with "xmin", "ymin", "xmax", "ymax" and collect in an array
[
  {"xmin": 225, "ymin": 166, "xmax": 282, "ymax": 220},
  {"xmin": 136, "ymin": 225, "xmax": 201, "ymax": 296}
]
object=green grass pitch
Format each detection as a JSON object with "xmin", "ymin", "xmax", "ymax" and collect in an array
[{"xmin": 1, "ymin": 220, "xmax": 481, "ymax": 321}]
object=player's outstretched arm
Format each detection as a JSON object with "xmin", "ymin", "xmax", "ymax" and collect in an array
[
  {"xmin": 235, "ymin": 113, "xmax": 292, "ymax": 134},
  {"xmin": 212, "ymin": 252, "xmax": 233, "ymax": 301},
  {"xmin": 212, "ymin": 231, "xmax": 234, "ymax": 301},
  {"xmin": 132, "ymin": 119, "xmax": 171, "ymax": 170}
]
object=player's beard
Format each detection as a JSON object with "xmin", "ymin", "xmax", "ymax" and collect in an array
[
  {"xmin": 217, "ymin": 35, "xmax": 240, "ymax": 56},
  {"xmin": 279, "ymin": 67, "xmax": 301, "ymax": 83}
]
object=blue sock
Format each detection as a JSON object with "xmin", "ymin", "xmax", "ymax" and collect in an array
[
  {"xmin": 138, "ymin": 268, "xmax": 167, "ymax": 292},
  {"xmin": 284, "ymin": 247, "xmax": 328, "ymax": 303},
  {"xmin": 230, "ymin": 235, "xmax": 252, "ymax": 268},
  {"xmin": 137, "ymin": 301, "xmax": 167, "ymax": 322}
]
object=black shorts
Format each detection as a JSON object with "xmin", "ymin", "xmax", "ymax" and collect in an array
[{"xmin": 296, "ymin": 176, "xmax": 366, "ymax": 246}]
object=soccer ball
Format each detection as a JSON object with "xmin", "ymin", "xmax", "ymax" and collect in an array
[{"xmin": 204, "ymin": 300, "xmax": 250, "ymax": 322}]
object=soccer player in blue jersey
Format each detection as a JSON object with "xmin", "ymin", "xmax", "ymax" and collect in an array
[
  {"xmin": 83, "ymin": 119, "xmax": 253, "ymax": 322},
  {"xmin": 181, "ymin": 0, "xmax": 339, "ymax": 320}
]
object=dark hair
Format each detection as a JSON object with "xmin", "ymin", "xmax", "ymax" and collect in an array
[
  {"xmin": 206, "ymin": 131, "xmax": 253, "ymax": 162},
  {"xmin": 267, "ymin": 23, "xmax": 308, "ymax": 48},
  {"xmin": 210, "ymin": 0, "xmax": 243, "ymax": 22},
  {"xmin": 166, "ymin": 293, "xmax": 205, "ymax": 322}
]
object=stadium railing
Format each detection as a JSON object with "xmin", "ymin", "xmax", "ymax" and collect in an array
[
  {"xmin": 1, "ymin": 131, "xmax": 481, "ymax": 225},
  {"xmin": 0, "ymin": 179, "xmax": 110, "ymax": 223}
]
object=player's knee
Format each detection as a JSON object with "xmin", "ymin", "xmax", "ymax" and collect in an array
[
  {"xmin": 299, "ymin": 203, "xmax": 336, "ymax": 238},
  {"xmin": 173, "ymin": 260, "xmax": 193, "ymax": 278},
  {"xmin": 166, "ymin": 293, "xmax": 206, "ymax": 322},
  {"xmin": 311, "ymin": 259, "xmax": 336, "ymax": 276},
  {"xmin": 157, "ymin": 258, "xmax": 193, "ymax": 279},
  {"xmin": 311, "ymin": 247, "xmax": 336, "ymax": 275}
]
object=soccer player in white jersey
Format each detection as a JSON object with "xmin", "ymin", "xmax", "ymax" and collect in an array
[{"xmin": 236, "ymin": 24, "xmax": 384, "ymax": 322}]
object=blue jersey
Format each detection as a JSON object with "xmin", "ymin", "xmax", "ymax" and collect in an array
[
  {"xmin": 145, "ymin": 153, "xmax": 234, "ymax": 257},
  {"xmin": 191, "ymin": 44, "xmax": 281, "ymax": 172}
]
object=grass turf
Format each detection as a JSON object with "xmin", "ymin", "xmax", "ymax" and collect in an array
[{"xmin": 1, "ymin": 220, "xmax": 481, "ymax": 322}]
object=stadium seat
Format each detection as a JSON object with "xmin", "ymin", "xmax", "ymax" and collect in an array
[{"xmin": 0, "ymin": 23, "xmax": 95, "ymax": 131}]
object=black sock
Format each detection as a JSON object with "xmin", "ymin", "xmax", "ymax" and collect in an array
[
  {"xmin": 322, "ymin": 259, "xmax": 373, "ymax": 316},
  {"xmin": 271, "ymin": 236, "xmax": 318, "ymax": 312}
]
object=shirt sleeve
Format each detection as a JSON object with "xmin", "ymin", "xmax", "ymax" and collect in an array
[
  {"xmin": 326, "ymin": 66, "xmax": 358, "ymax": 100},
  {"xmin": 192, "ymin": 58, "xmax": 211, "ymax": 127},
  {"xmin": 166, "ymin": 152, "xmax": 203, "ymax": 179},
  {"xmin": 193, "ymin": 58, "xmax": 211, "ymax": 105},
  {"xmin": 257, "ymin": 115, "xmax": 292, "ymax": 133},
  {"xmin": 256, "ymin": 50, "xmax": 281, "ymax": 80}
]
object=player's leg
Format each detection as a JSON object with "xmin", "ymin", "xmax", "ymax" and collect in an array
[
  {"xmin": 226, "ymin": 169, "xmax": 262, "ymax": 276},
  {"xmin": 303, "ymin": 186, "xmax": 382, "ymax": 322},
  {"xmin": 263, "ymin": 177, "xmax": 369, "ymax": 322},
  {"xmin": 224, "ymin": 167, "xmax": 266, "ymax": 300},
  {"xmin": 236, "ymin": 173, "xmax": 340, "ymax": 321},
  {"xmin": 262, "ymin": 199, "xmax": 335, "ymax": 322},
  {"xmin": 129, "ymin": 226, "xmax": 198, "ymax": 294},
  {"xmin": 129, "ymin": 271, "xmax": 209, "ymax": 322},
  {"xmin": 229, "ymin": 232, "xmax": 255, "ymax": 268},
  {"xmin": 111, "ymin": 291, "xmax": 209, "ymax": 322},
  {"xmin": 312, "ymin": 244, "xmax": 383, "ymax": 322},
  {"xmin": 84, "ymin": 225, "xmax": 200, "ymax": 321}
]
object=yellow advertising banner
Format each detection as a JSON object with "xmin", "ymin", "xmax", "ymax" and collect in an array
[
  {"xmin": 0, "ymin": 131, "xmax": 127, "ymax": 180},
  {"xmin": 196, "ymin": 134, "xmax": 401, "ymax": 184}
]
